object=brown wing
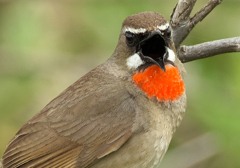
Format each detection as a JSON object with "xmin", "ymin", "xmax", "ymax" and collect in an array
[{"xmin": 1, "ymin": 69, "xmax": 136, "ymax": 168}]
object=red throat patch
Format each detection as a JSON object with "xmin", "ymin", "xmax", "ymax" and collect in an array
[{"xmin": 132, "ymin": 65, "xmax": 185, "ymax": 102}]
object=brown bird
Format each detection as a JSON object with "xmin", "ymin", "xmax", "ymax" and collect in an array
[{"xmin": 1, "ymin": 12, "xmax": 186, "ymax": 168}]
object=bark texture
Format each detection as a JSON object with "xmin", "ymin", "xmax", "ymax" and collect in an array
[{"xmin": 169, "ymin": 0, "xmax": 239, "ymax": 63}]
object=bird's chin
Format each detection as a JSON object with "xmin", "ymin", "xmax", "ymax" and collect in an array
[{"xmin": 165, "ymin": 63, "xmax": 174, "ymax": 68}]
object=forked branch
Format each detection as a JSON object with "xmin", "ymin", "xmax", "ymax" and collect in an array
[{"xmin": 169, "ymin": 0, "xmax": 239, "ymax": 63}]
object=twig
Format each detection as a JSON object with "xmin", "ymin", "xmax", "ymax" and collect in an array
[
  {"xmin": 178, "ymin": 37, "xmax": 240, "ymax": 63},
  {"xmin": 190, "ymin": 0, "xmax": 223, "ymax": 29},
  {"xmin": 170, "ymin": 0, "xmax": 197, "ymax": 49},
  {"xmin": 170, "ymin": 0, "xmax": 222, "ymax": 49},
  {"xmin": 170, "ymin": 0, "xmax": 239, "ymax": 63}
]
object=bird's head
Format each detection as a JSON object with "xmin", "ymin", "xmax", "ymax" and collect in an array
[{"xmin": 112, "ymin": 12, "xmax": 185, "ymax": 102}]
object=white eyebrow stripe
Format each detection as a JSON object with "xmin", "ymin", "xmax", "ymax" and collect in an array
[
  {"xmin": 157, "ymin": 23, "xmax": 169, "ymax": 31},
  {"xmin": 123, "ymin": 27, "xmax": 147, "ymax": 34}
]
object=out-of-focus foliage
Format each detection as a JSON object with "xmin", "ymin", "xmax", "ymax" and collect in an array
[{"xmin": 0, "ymin": 0, "xmax": 239, "ymax": 167}]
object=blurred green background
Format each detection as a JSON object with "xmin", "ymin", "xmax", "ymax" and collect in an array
[{"xmin": 0, "ymin": 0, "xmax": 240, "ymax": 167}]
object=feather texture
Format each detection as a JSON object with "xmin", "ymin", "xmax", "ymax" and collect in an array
[{"xmin": 1, "ymin": 67, "xmax": 136, "ymax": 168}]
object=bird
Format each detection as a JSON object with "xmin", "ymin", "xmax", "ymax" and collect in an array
[{"xmin": 1, "ymin": 11, "xmax": 186, "ymax": 168}]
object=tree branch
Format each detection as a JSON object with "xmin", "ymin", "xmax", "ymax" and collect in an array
[
  {"xmin": 170, "ymin": 0, "xmax": 222, "ymax": 49},
  {"xmin": 190, "ymin": 0, "xmax": 223, "ymax": 29},
  {"xmin": 169, "ymin": 0, "xmax": 240, "ymax": 63},
  {"xmin": 170, "ymin": 0, "xmax": 197, "ymax": 49},
  {"xmin": 178, "ymin": 37, "xmax": 240, "ymax": 63}
]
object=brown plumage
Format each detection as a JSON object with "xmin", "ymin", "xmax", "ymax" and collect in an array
[{"xmin": 1, "ymin": 12, "xmax": 186, "ymax": 168}]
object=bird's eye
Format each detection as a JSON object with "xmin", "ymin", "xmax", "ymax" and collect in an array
[
  {"xmin": 125, "ymin": 32, "xmax": 135, "ymax": 47},
  {"xmin": 166, "ymin": 28, "xmax": 171, "ymax": 38}
]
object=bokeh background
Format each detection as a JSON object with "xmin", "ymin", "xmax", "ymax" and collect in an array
[{"xmin": 0, "ymin": 0, "xmax": 240, "ymax": 167}]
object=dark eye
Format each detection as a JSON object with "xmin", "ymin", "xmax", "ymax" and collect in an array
[
  {"xmin": 125, "ymin": 32, "xmax": 135, "ymax": 47},
  {"xmin": 166, "ymin": 28, "xmax": 171, "ymax": 38}
]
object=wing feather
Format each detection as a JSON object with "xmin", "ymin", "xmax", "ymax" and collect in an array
[{"xmin": 1, "ymin": 71, "xmax": 136, "ymax": 168}]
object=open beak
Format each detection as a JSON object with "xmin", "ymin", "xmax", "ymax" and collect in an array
[{"xmin": 137, "ymin": 30, "xmax": 171, "ymax": 72}]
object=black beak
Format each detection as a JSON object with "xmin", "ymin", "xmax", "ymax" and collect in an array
[{"xmin": 137, "ymin": 30, "xmax": 167, "ymax": 71}]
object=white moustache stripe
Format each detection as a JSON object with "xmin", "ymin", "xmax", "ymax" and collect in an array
[
  {"xmin": 157, "ymin": 23, "xmax": 169, "ymax": 31},
  {"xmin": 124, "ymin": 27, "xmax": 147, "ymax": 34},
  {"xmin": 127, "ymin": 48, "xmax": 175, "ymax": 70},
  {"xmin": 126, "ymin": 53, "xmax": 145, "ymax": 69},
  {"xmin": 166, "ymin": 47, "xmax": 175, "ymax": 63}
]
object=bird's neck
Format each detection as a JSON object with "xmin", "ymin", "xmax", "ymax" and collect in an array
[{"xmin": 132, "ymin": 65, "xmax": 185, "ymax": 102}]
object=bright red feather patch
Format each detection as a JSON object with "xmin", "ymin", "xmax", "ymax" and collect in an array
[{"xmin": 132, "ymin": 65, "xmax": 185, "ymax": 101}]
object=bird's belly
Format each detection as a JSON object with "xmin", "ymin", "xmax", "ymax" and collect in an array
[{"xmin": 91, "ymin": 129, "xmax": 171, "ymax": 168}]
